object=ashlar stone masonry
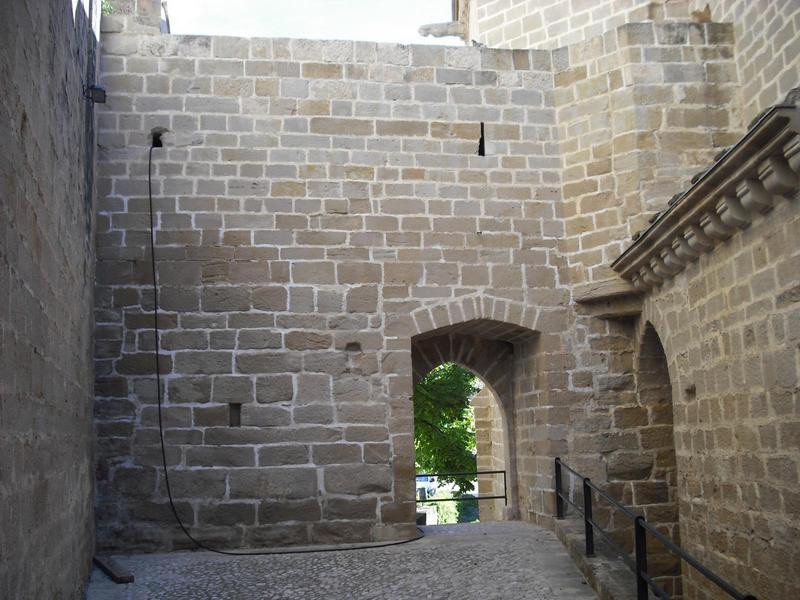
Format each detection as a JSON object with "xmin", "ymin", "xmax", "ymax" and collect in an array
[
  {"xmin": 91, "ymin": 2, "xmax": 799, "ymax": 599},
  {"xmin": 94, "ymin": 17, "xmax": 568, "ymax": 550}
]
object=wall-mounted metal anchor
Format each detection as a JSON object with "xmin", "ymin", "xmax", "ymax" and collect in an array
[{"xmin": 83, "ymin": 85, "xmax": 107, "ymax": 104}]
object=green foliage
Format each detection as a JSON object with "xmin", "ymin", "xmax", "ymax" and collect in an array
[
  {"xmin": 420, "ymin": 492, "xmax": 480, "ymax": 524},
  {"xmin": 420, "ymin": 492, "xmax": 459, "ymax": 524},
  {"xmin": 456, "ymin": 493, "xmax": 479, "ymax": 523},
  {"xmin": 101, "ymin": 0, "xmax": 113, "ymax": 15},
  {"xmin": 414, "ymin": 363, "xmax": 479, "ymax": 492}
]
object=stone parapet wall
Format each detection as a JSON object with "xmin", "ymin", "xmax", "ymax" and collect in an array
[
  {"xmin": 0, "ymin": 0, "xmax": 99, "ymax": 598},
  {"xmin": 686, "ymin": 0, "xmax": 800, "ymax": 127},
  {"xmin": 471, "ymin": 0, "xmax": 693, "ymax": 50}
]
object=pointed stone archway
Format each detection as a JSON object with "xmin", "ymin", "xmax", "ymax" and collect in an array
[
  {"xmin": 381, "ymin": 294, "xmax": 542, "ymax": 533},
  {"xmin": 412, "ymin": 327, "xmax": 527, "ymax": 520}
]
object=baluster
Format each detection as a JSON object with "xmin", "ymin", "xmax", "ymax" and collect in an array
[
  {"xmin": 555, "ymin": 458, "xmax": 564, "ymax": 519},
  {"xmin": 583, "ymin": 478, "xmax": 594, "ymax": 557},
  {"xmin": 634, "ymin": 516, "xmax": 648, "ymax": 600}
]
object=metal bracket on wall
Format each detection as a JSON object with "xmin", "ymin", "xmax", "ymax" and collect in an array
[{"xmin": 83, "ymin": 84, "xmax": 106, "ymax": 104}]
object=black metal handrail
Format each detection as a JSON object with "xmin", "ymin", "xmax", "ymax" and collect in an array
[
  {"xmin": 555, "ymin": 458, "xmax": 757, "ymax": 600},
  {"xmin": 415, "ymin": 470, "xmax": 507, "ymax": 505}
]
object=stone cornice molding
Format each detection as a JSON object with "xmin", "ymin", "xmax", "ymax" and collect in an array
[{"xmin": 611, "ymin": 105, "xmax": 800, "ymax": 291}]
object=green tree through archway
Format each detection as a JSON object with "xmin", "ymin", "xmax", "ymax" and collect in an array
[{"xmin": 413, "ymin": 363, "xmax": 479, "ymax": 493}]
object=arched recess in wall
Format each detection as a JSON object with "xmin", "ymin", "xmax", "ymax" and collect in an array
[
  {"xmin": 630, "ymin": 321, "xmax": 682, "ymax": 596},
  {"xmin": 409, "ymin": 318, "xmax": 540, "ymax": 522}
]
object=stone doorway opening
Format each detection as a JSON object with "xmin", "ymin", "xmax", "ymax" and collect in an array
[
  {"xmin": 408, "ymin": 316, "xmax": 541, "ymax": 525},
  {"xmin": 412, "ymin": 361, "xmax": 509, "ymax": 524}
]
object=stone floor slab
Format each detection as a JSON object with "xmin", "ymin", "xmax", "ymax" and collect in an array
[{"xmin": 86, "ymin": 521, "xmax": 597, "ymax": 600}]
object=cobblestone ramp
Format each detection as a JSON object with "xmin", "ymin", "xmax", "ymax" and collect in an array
[{"xmin": 86, "ymin": 522, "xmax": 597, "ymax": 600}]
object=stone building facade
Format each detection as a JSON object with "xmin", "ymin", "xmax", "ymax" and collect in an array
[
  {"xmin": 88, "ymin": 2, "xmax": 800, "ymax": 597},
  {"xmin": 1, "ymin": 0, "xmax": 798, "ymax": 598}
]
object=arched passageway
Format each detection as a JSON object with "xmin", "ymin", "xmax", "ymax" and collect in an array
[{"xmin": 410, "ymin": 318, "xmax": 540, "ymax": 522}]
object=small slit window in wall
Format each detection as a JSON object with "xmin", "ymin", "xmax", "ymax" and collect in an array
[{"xmin": 229, "ymin": 403, "xmax": 241, "ymax": 427}]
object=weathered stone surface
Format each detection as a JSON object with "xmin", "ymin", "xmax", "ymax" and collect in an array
[
  {"xmin": 606, "ymin": 452, "xmax": 654, "ymax": 481},
  {"xmin": 255, "ymin": 375, "xmax": 295, "ymax": 403},
  {"xmin": 259, "ymin": 499, "xmax": 321, "ymax": 523},
  {"xmin": 324, "ymin": 465, "xmax": 392, "ymax": 495},
  {"xmin": 1, "ymin": 2, "xmax": 98, "ymax": 598},
  {"xmin": 229, "ymin": 468, "xmax": 318, "ymax": 499}
]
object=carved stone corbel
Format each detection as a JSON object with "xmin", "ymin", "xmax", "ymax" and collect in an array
[
  {"xmin": 660, "ymin": 246, "xmax": 686, "ymax": 272},
  {"xmin": 672, "ymin": 235, "xmax": 700, "ymax": 262},
  {"xmin": 784, "ymin": 135, "xmax": 800, "ymax": 176},
  {"xmin": 640, "ymin": 265, "xmax": 662, "ymax": 287},
  {"xmin": 716, "ymin": 194, "xmax": 752, "ymax": 229},
  {"xmin": 736, "ymin": 178, "xmax": 773, "ymax": 214},
  {"xmin": 631, "ymin": 272, "xmax": 650, "ymax": 291},
  {"xmin": 684, "ymin": 224, "xmax": 714, "ymax": 253},
  {"xmin": 758, "ymin": 155, "xmax": 798, "ymax": 198},
  {"xmin": 700, "ymin": 211, "xmax": 734, "ymax": 241}
]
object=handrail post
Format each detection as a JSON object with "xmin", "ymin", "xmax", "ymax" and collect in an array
[
  {"xmin": 634, "ymin": 516, "xmax": 648, "ymax": 600},
  {"xmin": 502, "ymin": 470, "xmax": 508, "ymax": 506},
  {"xmin": 582, "ymin": 478, "xmax": 594, "ymax": 557},
  {"xmin": 555, "ymin": 458, "xmax": 564, "ymax": 519}
]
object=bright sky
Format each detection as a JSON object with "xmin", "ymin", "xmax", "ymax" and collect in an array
[{"xmin": 167, "ymin": 0, "xmax": 461, "ymax": 45}]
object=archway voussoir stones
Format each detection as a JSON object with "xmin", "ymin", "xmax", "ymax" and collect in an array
[
  {"xmin": 460, "ymin": 296, "xmax": 478, "ymax": 322},
  {"xmin": 412, "ymin": 309, "xmax": 434, "ymax": 336},
  {"xmin": 400, "ymin": 294, "xmax": 541, "ymax": 523},
  {"xmin": 431, "ymin": 305, "xmax": 451, "ymax": 330}
]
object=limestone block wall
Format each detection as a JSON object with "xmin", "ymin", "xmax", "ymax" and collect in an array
[
  {"xmin": 472, "ymin": 0, "xmax": 800, "ymax": 134},
  {"xmin": 0, "ymin": 0, "xmax": 99, "ymax": 597},
  {"xmin": 639, "ymin": 192, "xmax": 800, "ymax": 599},
  {"xmin": 686, "ymin": 0, "xmax": 800, "ymax": 127},
  {"xmin": 472, "ymin": 387, "xmax": 507, "ymax": 521},
  {"xmin": 93, "ymin": 15, "xmax": 576, "ymax": 550},
  {"xmin": 92, "ymin": 12, "xmax": 799, "ymax": 597},
  {"xmin": 472, "ymin": 0, "xmax": 660, "ymax": 49},
  {"xmin": 554, "ymin": 17, "xmax": 740, "ymax": 285}
]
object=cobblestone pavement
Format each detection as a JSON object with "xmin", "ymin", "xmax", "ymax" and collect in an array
[{"xmin": 86, "ymin": 521, "xmax": 597, "ymax": 600}]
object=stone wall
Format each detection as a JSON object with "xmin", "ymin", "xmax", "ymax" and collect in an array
[
  {"xmin": 687, "ymin": 0, "xmax": 800, "ymax": 127},
  {"xmin": 92, "ymin": 5, "xmax": 798, "ymax": 598},
  {"xmin": 472, "ymin": 0, "xmax": 800, "ymax": 128},
  {"xmin": 471, "ymin": 0, "xmax": 661, "ymax": 49},
  {"xmin": 93, "ymin": 15, "xmax": 572, "ymax": 549},
  {"xmin": 555, "ymin": 16, "xmax": 741, "ymax": 285},
  {"xmin": 636, "ymin": 190, "xmax": 800, "ymax": 599},
  {"xmin": 0, "ymin": 0, "xmax": 99, "ymax": 598},
  {"xmin": 472, "ymin": 386, "xmax": 507, "ymax": 521}
]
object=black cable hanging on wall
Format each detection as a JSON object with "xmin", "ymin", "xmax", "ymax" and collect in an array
[{"xmin": 147, "ymin": 137, "xmax": 423, "ymax": 556}]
